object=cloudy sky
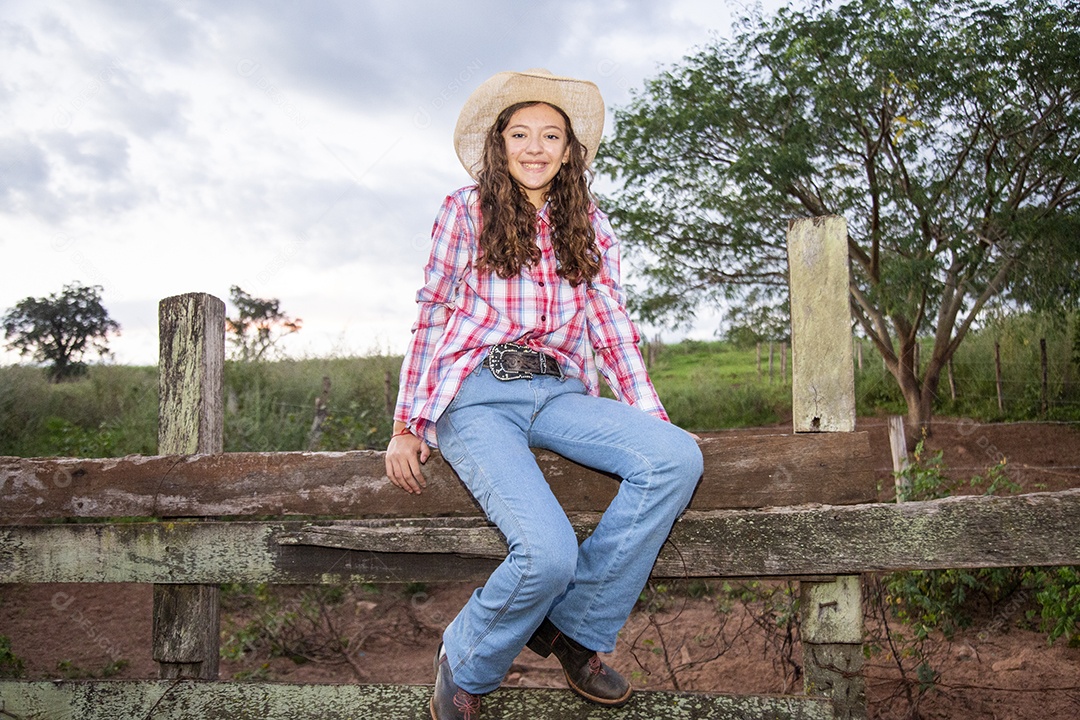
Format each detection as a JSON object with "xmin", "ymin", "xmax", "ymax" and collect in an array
[{"xmin": 1, "ymin": 0, "xmax": 784, "ymax": 366}]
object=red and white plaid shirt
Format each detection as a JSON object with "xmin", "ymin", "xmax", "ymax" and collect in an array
[{"xmin": 395, "ymin": 186, "xmax": 667, "ymax": 447}]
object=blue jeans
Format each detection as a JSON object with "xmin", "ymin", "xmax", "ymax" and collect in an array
[{"xmin": 435, "ymin": 366, "xmax": 703, "ymax": 694}]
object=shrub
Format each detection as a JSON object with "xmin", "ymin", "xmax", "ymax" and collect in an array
[{"xmin": 0, "ymin": 635, "xmax": 25, "ymax": 678}]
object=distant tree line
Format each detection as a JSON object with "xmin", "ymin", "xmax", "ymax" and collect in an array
[{"xmin": 2, "ymin": 283, "xmax": 300, "ymax": 380}]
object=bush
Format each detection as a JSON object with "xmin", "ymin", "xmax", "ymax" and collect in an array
[
  {"xmin": 882, "ymin": 444, "xmax": 1078, "ymax": 645},
  {"xmin": 0, "ymin": 635, "xmax": 25, "ymax": 678},
  {"xmin": 1030, "ymin": 566, "xmax": 1080, "ymax": 647},
  {"xmin": 0, "ymin": 364, "xmax": 157, "ymax": 457}
]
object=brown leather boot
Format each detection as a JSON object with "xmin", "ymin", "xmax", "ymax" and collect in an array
[
  {"xmin": 526, "ymin": 618, "xmax": 632, "ymax": 706},
  {"xmin": 430, "ymin": 644, "xmax": 483, "ymax": 720}
]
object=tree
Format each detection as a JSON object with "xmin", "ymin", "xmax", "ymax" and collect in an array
[
  {"xmin": 2, "ymin": 282, "xmax": 121, "ymax": 381},
  {"xmin": 225, "ymin": 285, "xmax": 302, "ymax": 362},
  {"xmin": 1001, "ymin": 210, "xmax": 1080, "ymax": 314},
  {"xmin": 598, "ymin": 0, "xmax": 1080, "ymax": 437}
]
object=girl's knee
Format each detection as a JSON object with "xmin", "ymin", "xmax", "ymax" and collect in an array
[
  {"xmin": 514, "ymin": 522, "xmax": 578, "ymax": 590},
  {"xmin": 651, "ymin": 424, "xmax": 704, "ymax": 478},
  {"xmin": 654, "ymin": 427, "xmax": 703, "ymax": 503},
  {"xmin": 677, "ymin": 431, "xmax": 704, "ymax": 479}
]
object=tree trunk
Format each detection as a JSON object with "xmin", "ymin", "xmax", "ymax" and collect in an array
[
  {"xmin": 884, "ymin": 331, "xmax": 945, "ymax": 451},
  {"xmin": 892, "ymin": 333, "xmax": 920, "ymax": 449},
  {"xmin": 900, "ymin": 385, "xmax": 926, "ymax": 451}
]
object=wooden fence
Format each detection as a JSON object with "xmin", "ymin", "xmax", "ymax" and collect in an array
[{"xmin": 3, "ymin": 217, "xmax": 1078, "ymax": 720}]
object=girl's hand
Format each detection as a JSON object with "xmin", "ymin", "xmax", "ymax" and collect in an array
[{"xmin": 385, "ymin": 430, "xmax": 431, "ymax": 495}]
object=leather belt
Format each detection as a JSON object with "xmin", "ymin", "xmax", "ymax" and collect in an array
[{"xmin": 483, "ymin": 343, "xmax": 563, "ymax": 381}]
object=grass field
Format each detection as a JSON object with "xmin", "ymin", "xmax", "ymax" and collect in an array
[{"xmin": 1, "ymin": 312, "xmax": 1076, "ymax": 457}]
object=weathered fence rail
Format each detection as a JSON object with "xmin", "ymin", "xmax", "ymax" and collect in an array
[
  {"xmin": 4, "ymin": 489, "xmax": 1078, "ymax": 586},
  {"xmin": 0, "ymin": 680, "xmax": 836, "ymax": 720},
  {"xmin": 1, "ymin": 431, "xmax": 874, "ymax": 520},
  {"xmin": 2, "ymin": 216, "xmax": 1077, "ymax": 720}
]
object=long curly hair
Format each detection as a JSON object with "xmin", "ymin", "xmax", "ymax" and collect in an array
[{"xmin": 475, "ymin": 101, "xmax": 601, "ymax": 286}]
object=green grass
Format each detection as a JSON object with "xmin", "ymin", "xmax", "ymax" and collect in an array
[
  {"xmin": 0, "ymin": 364, "xmax": 158, "ymax": 457},
  {"xmin": 1, "ymin": 311, "xmax": 1076, "ymax": 458},
  {"xmin": 0, "ymin": 355, "xmax": 402, "ymax": 457},
  {"xmin": 647, "ymin": 340, "xmax": 792, "ymax": 431},
  {"xmin": 851, "ymin": 310, "xmax": 1080, "ymax": 423},
  {"xmin": 221, "ymin": 355, "xmax": 401, "ymax": 452}
]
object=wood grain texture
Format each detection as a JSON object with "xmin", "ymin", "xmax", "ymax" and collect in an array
[
  {"xmin": 154, "ymin": 292, "xmax": 224, "ymax": 681},
  {"xmin": 157, "ymin": 293, "xmax": 225, "ymax": 456},
  {"xmin": 787, "ymin": 216, "xmax": 856, "ymax": 433},
  {"xmin": 3, "ymin": 489, "xmax": 1077, "ymax": 584},
  {"xmin": 0, "ymin": 680, "xmax": 834, "ymax": 720},
  {"xmin": 0, "ymin": 432, "xmax": 875, "ymax": 521}
]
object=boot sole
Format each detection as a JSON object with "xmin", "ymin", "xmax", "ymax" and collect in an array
[{"xmin": 565, "ymin": 673, "xmax": 633, "ymax": 707}]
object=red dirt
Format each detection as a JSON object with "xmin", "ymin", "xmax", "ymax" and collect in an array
[{"xmin": 2, "ymin": 418, "xmax": 1079, "ymax": 719}]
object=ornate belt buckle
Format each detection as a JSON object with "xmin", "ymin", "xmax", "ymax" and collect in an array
[{"xmin": 488, "ymin": 342, "xmax": 533, "ymax": 381}]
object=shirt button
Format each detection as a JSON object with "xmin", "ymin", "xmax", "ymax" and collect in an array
[
  {"xmin": 540, "ymin": 315, "xmax": 547, "ymax": 322},
  {"xmin": 538, "ymin": 282, "xmax": 545, "ymax": 287}
]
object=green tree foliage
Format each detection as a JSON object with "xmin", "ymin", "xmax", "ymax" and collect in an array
[
  {"xmin": 2, "ymin": 282, "xmax": 120, "ymax": 382},
  {"xmin": 1003, "ymin": 210, "xmax": 1080, "ymax": 314},
  {"xmin": 226, "ymin": 285, "xmax": 302, "ymax": 362},
  {"xmin": 598, "ymin": 0, "xmax": 1080, "ymax": 436},
  {"xmin": 0, "ymin": 635, "xmax": 25, "ymax": 678}
]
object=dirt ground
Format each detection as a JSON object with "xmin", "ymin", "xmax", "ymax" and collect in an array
[{"xmin": 2, "ymin": 418, "xmax": 1079, "ymax": 718}]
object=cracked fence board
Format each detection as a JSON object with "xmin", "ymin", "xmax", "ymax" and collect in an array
[
  {"xmin": 0, "ymin": 681, "xmax": 834, "ymax": 720},
  {"xmin": 3, "ymin": 489, "xmax": 1078, "ymax": 584},
  {"xmin": 0, "ymin": 432, "xmax": 875, "ymax": 521}
]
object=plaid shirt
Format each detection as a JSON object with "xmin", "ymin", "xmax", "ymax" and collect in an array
[{"xmin": 395, "ymin": 186, "xmax": 667, "ymax": 447}]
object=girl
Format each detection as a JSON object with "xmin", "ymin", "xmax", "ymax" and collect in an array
[{"xmin": 385, "ymin": 69, "xmax": 703, "ymax": 720}]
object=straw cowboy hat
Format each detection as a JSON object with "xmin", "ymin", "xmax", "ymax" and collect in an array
[{"xmin": 453, "ymin": 69, "xmax": 605, "ymax": 179}]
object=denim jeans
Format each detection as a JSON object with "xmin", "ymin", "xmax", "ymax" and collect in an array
[{"xmin": 434, "ymin": 365, "xmax": 704, "ymax": 694}]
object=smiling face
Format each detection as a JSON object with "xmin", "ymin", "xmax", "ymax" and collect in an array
[{"xmin": 501, "ymin": 103, "xmax": 571, "ymax": 208}]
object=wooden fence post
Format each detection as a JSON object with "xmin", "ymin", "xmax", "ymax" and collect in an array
[
  {"xmin": 154, "ymin": 292, "xmax": 225, "ymax": 680},
  {"xmin": 1040, "ymin": 338, "xmax": 1048, "ymax": 416},
  {"xmin": 994, "ymin": 341, "xmax": 1004, "ymax": 412},
  {"xmin": 787, "ymin": 216, "xmax": 866, "ymax": 720},
  {"xmin": 888, "ymin": 416, "xmax": 911, "ymax": 502},
  {"xmin": 788, "ymin": 216, "xmax": 856, "ymax": 432},
  {"xmin": 947, "ymin": 358, "xmax": 957, "ymax": 400}
]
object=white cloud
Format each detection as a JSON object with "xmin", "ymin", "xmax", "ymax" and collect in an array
[{"xmin": 1, "ymin": 0, "xmax": 788, "ymax": 367}]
